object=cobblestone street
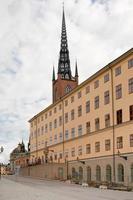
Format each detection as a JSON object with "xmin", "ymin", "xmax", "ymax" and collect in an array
[{"xmin": 0, "ymin": 176, "xmax": 133, "ymax": 200}]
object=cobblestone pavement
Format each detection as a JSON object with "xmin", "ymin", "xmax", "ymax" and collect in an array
[{"xmin": 0, "ymin": 176, "xmax": 133, "ymax": 200}]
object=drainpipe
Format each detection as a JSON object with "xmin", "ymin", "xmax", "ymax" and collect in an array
[{"xmin": 109, "ymin": 65, "xmax": 116, "ymax": 183}]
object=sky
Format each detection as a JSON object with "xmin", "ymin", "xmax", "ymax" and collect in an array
[{"xmin": 0, "ymin": 0, "xmax": 133, "ymax": 163}]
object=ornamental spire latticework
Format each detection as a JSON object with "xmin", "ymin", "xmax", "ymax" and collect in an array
[{"xmin": 58, "ymin": 8, "xmax": 72, "ymax": 80}]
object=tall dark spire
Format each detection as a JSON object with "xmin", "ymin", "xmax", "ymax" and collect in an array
[{"xmin": 58, "ymin": 7, "xmax": 72, "ymax": 80}]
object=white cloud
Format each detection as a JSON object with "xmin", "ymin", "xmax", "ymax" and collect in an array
[{"xmin": 0, "ymin": 0, "xmax": 133, "ymax": 163}]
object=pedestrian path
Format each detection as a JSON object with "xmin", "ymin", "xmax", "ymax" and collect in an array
[{"xmin": 0, "ymin": 176, "xmax": 133, "ymax": 200}]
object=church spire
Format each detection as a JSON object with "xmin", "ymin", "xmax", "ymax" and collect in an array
[{"xmin": 58, "ymin": 6, "xmax": 71, "ymax": 79}]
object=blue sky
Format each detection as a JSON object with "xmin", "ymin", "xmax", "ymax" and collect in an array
[{"xmin": 0, "ymin": 0, "xmax": 133, "ymax": 163}]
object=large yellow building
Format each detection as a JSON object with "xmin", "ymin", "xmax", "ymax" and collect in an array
[{"xmin": 29, "ymin": 10, "xmax": 133, "ymax": 185}]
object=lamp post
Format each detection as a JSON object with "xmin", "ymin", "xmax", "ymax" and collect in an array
[
  {"xmin": 0, "ymin": 146, "xmax": 4, "ymax": 153},
  {"xmin": 0, "ymin": 146, "xmax": 4, "ymax": 179}
]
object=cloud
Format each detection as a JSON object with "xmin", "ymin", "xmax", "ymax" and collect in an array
[{"xmin": 0, "ymin": 0, "xmax": 133, "ymax": 163}]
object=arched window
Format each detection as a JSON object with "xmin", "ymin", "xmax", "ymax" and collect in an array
[
  {"xmin": 65, "ymin": 85, "xmax": 71, "ymax": 94},
  {"xmin": 58, "ymin": 167, "xmax": 63, "ymax": 180},
  {"xmin": 87, "ymin": 166, "xmax": 91, "ymax": 182},
  {"xmin": 131, "ymin": 164, "xmax": 133, "ymax": 182},
  {"xmin": 106, "ymin": 165, "xmax": 112, "ymax": 182},
  {"xmin": 79, "ymin": 167, "xmax": 83, "ymax": 181},
  {"xmin": 118, "ymin": 164, "xmax": 124, "ymax": 182},
  {"xmin": 72, "ymin": 167, "xmax": 76, "ymax": 179},
  {"xmin": 96, "ymin": 165, "xmax": 101, "ymax": 181}
]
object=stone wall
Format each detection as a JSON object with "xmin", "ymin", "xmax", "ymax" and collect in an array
[{"xmin": 19, "ymin": 163, "xmax": 67, "ymax": 180}]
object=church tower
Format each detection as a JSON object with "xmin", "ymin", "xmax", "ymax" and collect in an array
[{"xmin": 52, "ymin": 8, "xmax": 79, "ymax": 103}]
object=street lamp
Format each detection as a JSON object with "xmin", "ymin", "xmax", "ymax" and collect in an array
[{"xmin": 0, "ymin": 146, "xmax": 4, "ymax": 153}]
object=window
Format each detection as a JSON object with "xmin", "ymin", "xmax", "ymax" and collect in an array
[
  {"xmin": 65, "ymin": 113, "xmax": 68, "ymax": 123},
  {"xmin": 71, "ymin": 147, "xmax": 75, "ymax": 157},
  {"xmin": 59, "ymin": 153, "xmax": 62, "ymax": 159},
  {"xmin": 31, "ymin": 122, "xmax": 33, "ymax": 128},
  {"xmin": 78, "ymin": 146, "xmax": 82, "ymax": 156},
  {"xmin": 96, "ymin": 165, "xmax": 101, "ymax": 181},
  {"xmin": 117, "ymin": 109, "xmax": 122, "ymax": 124},
  {"xmin": 49, "ymin": 110, "xmax": 52, "ymax": 116},
  {"xmin": 131, "ymin": 164, "xmax": 133, "ymax": 182},
  {"xmin": 41, "ymin": 116, "xmax": 43, "ymax": 121},
  {"xmin": 104, "ymin": 73, "xmax": 109, "ymax": 83},
  {"xmin": 117, "ymin": 136, "xmax": 123, "ymax": 149},
  {"xmin": 130, "ymin": 105, "xmax": 133, "ymax": 120},
  {"xmin": 54, "ymin": 107, "xmax": 57, "ymax": 113},
  {"xmin": 78, "ymin": 91, "xmax": 81, "ymax": 99},
  {"xmin": 115, "ymin": 66, "xmax": 121, "ymax": 76},
  {"xmin": 78, "ymin": 105, "xmax": 82, "ymax": 117},
  {"xmin": 49, "ymin": 136, "xmax": 52, "ymax": 145},
  {"xmin": 95, "ymin": 142, "xmax": 100, "ymax": 152},
  {"xmin": 65, "ymin": 150, "xmax": 69, "ymax": 159},
  {"xmin": 45, "ymin": 124, "xmax": 48, "ymax": 133},
  {"xmin": 105, "ymin": 139, "xmax": 111, "ymax": 151},
  {"xmin": 65, "ymin": 130, "xmax": 69, "ymax": 140},
  {"xmin": 128, "ymin": 58, "xmax": 133, "ymax": 69},
  {"xmin": 59, "ymin": 116, "xmax": 62, "ymax": 126},
  {"xmin": 95, "ymin": 96, "xmax": 99, "ymax": 109},
  {"xmin": 106, "ymin": 165, "xmax": 112, "ymax": 182},
  {"xmin": 130, "ymin": 134, "xmax": 133, "ymax": 147},
  {"xmin": 86, "ymin": 85, "xmax": 90, "ymax": 94},
  {"xmin": 118, "ymin": 164, "xmax": 124, "ymax": 182},
  {"xmin": 59, "ymin": 132, "xmax": 63, "ymax": 142},
  {"xmin": 54, "ymin": 154, "xmax": 57, "ymax": 160},
  {"xmin": 71, "ymin": 109, "xmax": 75, "ymax": 120},
  {"xmin": 65, "ymin": 100, "xmax": 68, "ymax": 107},
  {"xmin": 116, "ymin": 84, "xmax": 122, "ymax": 99},
  {"xmin": 71, "ymin": 96, "xmax": 74, "ymax": 103},
  {"xmin": 71, "ymin": 128, "xmax": 75, "ymax": 138},
  {"xmin": 86, "ymin": 100, "xmax": 90, "ymax": 113},
  {"xmin": 87, "ymin": 166, "xmax": 91, "ymax": 182},
  {"xmin": 95, "ymin": 118, "xmax": 100, "ymax": 131},
  {"xmin": 104, "ymin": 90, "xmax": 110, "ymax": 104},
  {"xmin": 86, "ymin": 144, "xmax": 91, "ymax": 154},
  {"xmin": 45, "ymin": 113, "xmax": 47, "ymax": 119},
  {"xmin": 94, "ymin": 80, "xmax": 99, "ymax": 89},
  {"xmin": 86, "ymin": 121, "xmax": 90, "ymax": 134},
  {"xmin": 129, "ymin": 78, "xmax": 133, "ymax": 94},
  {"xmin": 79, "ymin": 167, "xmax": 83, "ymax": 181},
  {"xmin": 78, "ymin": 125, "xmax": 82, "ymax": 136},
  {"xmin": 65, "ymin": 85, "xmax": 71, "ymax": 94},
  {"xmin": 54, "ymin": 134, "xmax": 57, "ymax": 143},
  {"xmin": 54, "ymin": 119, "xmax": 57, "ymax": 128},
  {"xmin": 49, "ymin": 122, "xmax": 52, "ymax": 131},
  {"xmin": 105, "ymin": 114, "xmax": 110, "ymax": 128},
  {"xmin": 72, "ymin": 168, "xmax": 76, "ymax": 179}
]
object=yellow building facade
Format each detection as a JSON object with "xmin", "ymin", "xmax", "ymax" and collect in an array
[{"xmin": 29, "ymin": 10, "xmax": 133, "ymax": 185}]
